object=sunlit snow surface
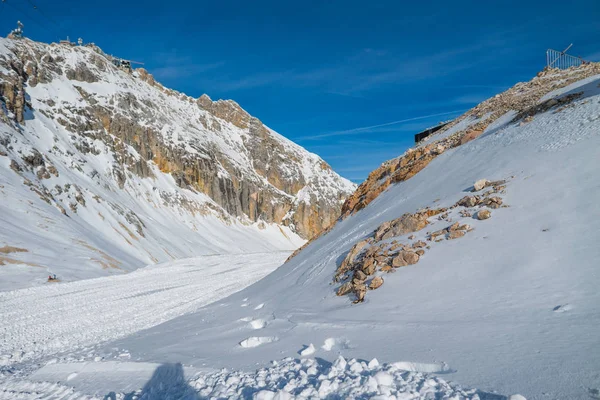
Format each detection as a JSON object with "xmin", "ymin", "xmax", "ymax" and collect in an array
[
  {"xmin": 1, "ymin": 38, "xmax": 600, "ymax": 398},
  {"xmin": 87, "ymin": 75, "xmax": 599, "ymax": 399}
]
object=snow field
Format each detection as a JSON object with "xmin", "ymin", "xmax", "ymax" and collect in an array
[{"xmin": 0, "ymin": 252, "xmax": 290, "ymax": 365}]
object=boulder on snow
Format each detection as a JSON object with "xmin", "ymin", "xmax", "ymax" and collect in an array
[
  {"xmin": 369, "ymin": 276, "xmax": 384, "ymax": 290},
  {"xmin": 353, "ymin": 283, "xmax": 367, "ymax": 303},
  {"xmin": 457, "ymin": 195, "xmax": 479, "ymax": 208},
  {"xmin": 353, "ymin": 270, "xmax": 367, "ymax": 282},
  {"xmin": 361, "ymin": 258, "xmax": 377, "ymax": 275},
  {"xmin": 448, "ymin": 230, "xmax": 466, "ymax": 240},
  {"xmin": 482, "ymin": 196, "xmax": 503, "ymax": 209},
  {"xmin": 380, "ymin": 265, "xmax": 393, "ymax": 273},
  {"xmin": 336, "ymin": 282, "xmax": 353, "ymax": 296},
  {"xmin": 392, "ymin": 251, "xmax": 419, "ymax": 267},
  {"xmin": 412, "ymin": 240, "xmax": 427, "ymax": 248},
  {"xmin": 473, "ymin": 179, "xmax": 489, "ymax": 191},
  {"xmin": 476, "ymin": 209, "xmax": 492, "ymax": 220}
]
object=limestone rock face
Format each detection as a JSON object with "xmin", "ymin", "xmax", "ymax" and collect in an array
[{"xmin": 0, "ymin": 38, "xmax": 355, "ymax": 240}]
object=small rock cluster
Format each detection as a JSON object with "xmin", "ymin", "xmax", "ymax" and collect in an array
[{"xmin": 335, "ymin": 178, "xmax": 509, "ymax": 303}]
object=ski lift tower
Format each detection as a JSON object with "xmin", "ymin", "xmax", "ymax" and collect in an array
[{"xmin": 9, "ymin": 21, "xmax": 24, "ymax": 39}]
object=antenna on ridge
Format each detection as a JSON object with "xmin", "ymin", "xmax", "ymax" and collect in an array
[{"xmin": 8, "ymin": 20, "xmax": 24, "ymax": 39}]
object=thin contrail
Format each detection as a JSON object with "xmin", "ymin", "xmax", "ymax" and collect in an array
[{"xmin": 299, "ymin": 109, "xmax": 468, "ymax": 140}]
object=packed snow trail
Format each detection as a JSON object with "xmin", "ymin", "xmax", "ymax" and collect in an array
[{"xmin": 0, "ymin": 252, "xmax": 289, "ymax": 365}]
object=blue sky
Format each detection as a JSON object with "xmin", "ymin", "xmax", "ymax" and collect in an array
[{"xmin": 2, "ymin": 0, "xmax": 599, "ymax": 182}]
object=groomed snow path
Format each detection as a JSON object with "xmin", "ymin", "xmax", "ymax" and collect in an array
[{"xmin": 0, "ymin": 252, "xmax": 290, "ymax": 365}]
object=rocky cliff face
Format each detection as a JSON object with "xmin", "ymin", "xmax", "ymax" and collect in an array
[
  {"xmin": 0, "ymin": 37, "xmax": 355, "ymax": 283},
  {"xmin": 0, "ymin": 38, "xmax": 354, "ymax": 238}
]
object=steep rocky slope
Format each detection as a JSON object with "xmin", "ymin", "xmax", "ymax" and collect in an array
[
  {"xmin": 0, "ymin": 37, "xmax": 355, "ymax": 286},
  {"xmin": 341, "ymin": 63, "xmax": 600, "ymax": 217}
]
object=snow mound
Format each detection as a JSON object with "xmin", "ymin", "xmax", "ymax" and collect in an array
[
  {"xmin": 190, "ymin": 357, "xmax": 489, "ymax": 399},
  {"xmin": 239, "ymin": 336, "xmax": 278, "ymax": 348},
  {"xmin": 1, "ymin": 357, "xmax": 503, "ymax": 399}
]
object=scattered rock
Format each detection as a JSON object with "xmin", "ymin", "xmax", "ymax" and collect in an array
[
  {"xmin": 374, "ymin": 211, "xmax": 432, "ymax": 241},
  {"xmin": 369, "ymin": 276, "xmax": 384, "ymax": 290},
  {"xmin": 473, "ymin": 179, "xmax": 489, "ymax": 191},
  {"xmin": 392, "ymin": 250, "xmax": 419, "ymax": 267},
  {"xmin": 457, "ymin": 195, "xmax": 479, "ymax": 207},
  {"xmin": 353, "ymin": 284, "xmax": 367, "ymax": 303},
  {"xmin": 336, "ymin": 282, "xmax": 353, "ymax": 296},
  {"xmin": 482, "ymin": 196, "xmax": 503, "ymax": 209},
  {"xmin": 10, "ymin": 160, "xmax": 22, "ymax": 173},
  {"xmin": 353, "ymin": 270, "xmax": 367, "ymax": 282},
  {"xmin": 415, "ymin": 249, "xmax": 425, "ymax": 256},
  {"xmin": 361, "ymin": 258, "xmax": 376, "ymax": 275},
  {"xmin": 448, "ymin": 230, "xmax": 466, "ymax": 240},
  {"xmin": 380, "ymin": 265, "xmax": 393, "ymax": 273},
  {"xmin": 448, "ymin": 222, "xmax": 461, "ymax": 231},
  {"xmin": 412, "ymin": 240, "xmax": 427, "ymax": 248},
  {"xmin": 476, "ymin": 209, "xmax": 491, "ymax": 220}
]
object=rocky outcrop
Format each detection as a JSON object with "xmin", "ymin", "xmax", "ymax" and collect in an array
[
  {"xmin": 335, "ymin": 179, "xmax": 509, "ymax": 303},
  {"xmin": 341, "ymin": 62, "xmax": 600, "ymax": 218},
  {"xmin": 0, "ymin": 38, "xmax": 355, "ymax": 239}
]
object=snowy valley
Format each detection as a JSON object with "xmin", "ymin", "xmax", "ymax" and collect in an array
[
  {"xmin": 1, "ymin": 35, "xmax": 600, "ymax": 400},
  {"xmin": 0, "ymin": 37, "xmax": 355, "ymax": 289}
]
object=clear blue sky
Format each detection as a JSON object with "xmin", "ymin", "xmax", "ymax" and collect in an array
[{"xmin": 2, "ymin": 0, "xmax": 599, "ymax": 182}]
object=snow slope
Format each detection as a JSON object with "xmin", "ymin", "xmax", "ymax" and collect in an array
[
  {"xmin": 83, "ymin": 74, "xmax": 600, "ymax": 399},
  {"xmin": 0, "ymin": 252, "xmax": 290, "ymax": 366},
  {"xmin": 2, "ymin": 65, "xmax": 599, "ymax": 399}
]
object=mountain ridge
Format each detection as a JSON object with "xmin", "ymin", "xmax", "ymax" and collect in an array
[{"xmin": 0, "ymin": 36, "xmax": 355, "ymax": 287}]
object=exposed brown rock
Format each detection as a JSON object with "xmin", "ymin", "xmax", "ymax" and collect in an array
[
  {"xmin": 369, "ymin": 276, "xmax": 384, "ymax": 290},
  {"xmin": 448, "ymin": 230, "xmax": 466, "ymax": 240},
  {"xmin": 374, "ymin": 211, "xmax": 432, "ymax": 241},
  {"xmin": 362, "ymin": 258, "xmax": 377, "ymax": 275},
  {"xmin": 476, "ymin": 209, "xmax": 492, "ymax": 220},
  {"xmin": 392, "ymin": 250, "xmax": 419, "ymax": 267},
  {"xmin": 415, "ymin": 249, "xmax": 425, "ymax": 256},
  {"xmin": 482, "ymin": 196, "xmax": 503, "ymax": 209},
  {"xmin": 336, "ymin": 282, "xmax": 353, "ymax": 296},
  {"xmin": 457, "ymin": 195, "xmax": 480, "ymax": 208},
  {"xmin": 473, "ymin": 179, "xmax": 489, "ymax": 191},
  {"xmin": 340, "ymin": 64, "xmax": 600, "ymax": 219},
  {"xmin": 412, "ymin": 240, "xmax": 427, "ymax": 248},
  {"xmin": 353, "ymin": 269, "xmax": 367, "ymax": 282},
  {"xmin": 0, "ymin": 246, "xmax": 28, "ymax": 254},
  {"xmin": 335, "ymin": 239, "xmax": 370, "ymax": 281},
  {"xmin": 353, "ymin": 283, "xmax": 367, "ymax": 303}
]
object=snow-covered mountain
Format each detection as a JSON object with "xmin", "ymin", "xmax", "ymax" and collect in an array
[
  {"xmin": 2, "ymin": 42, "xmax": 600, "ymax": 399},
  {"xmin": 0, "ymin": 37, "xmax": 355, "ymax": 287},
  {"xmin": 76, "ymin": 65, "xmax": 598, "ymax": 399}
]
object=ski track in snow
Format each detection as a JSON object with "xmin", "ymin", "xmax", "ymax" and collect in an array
[{"xmin": 0, "ymin": 252, "xmax": 289, "ymax": 365}]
